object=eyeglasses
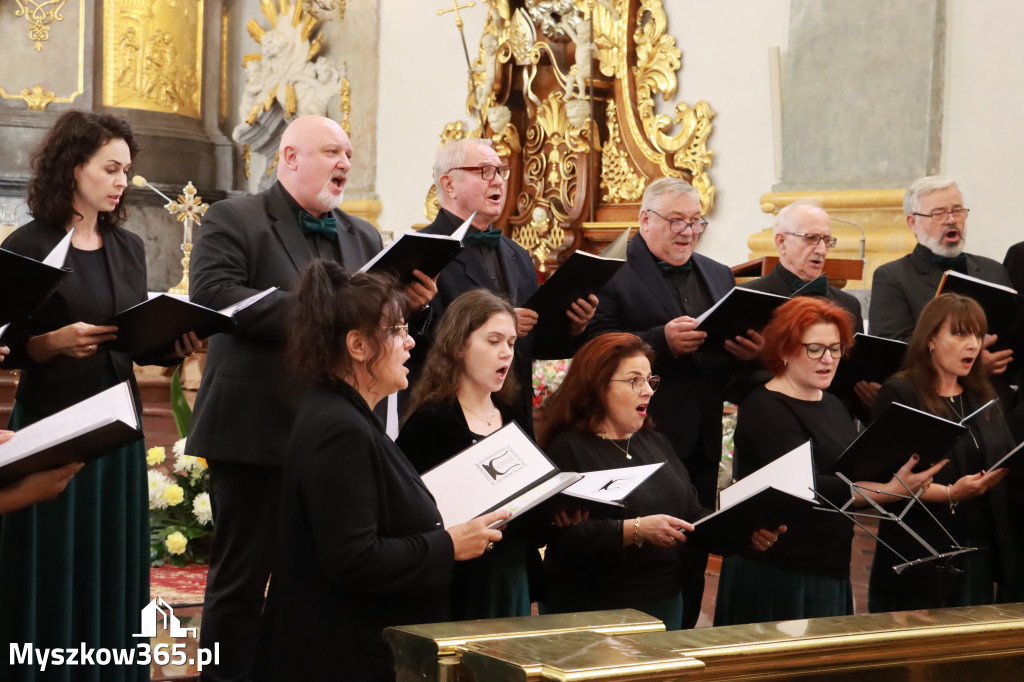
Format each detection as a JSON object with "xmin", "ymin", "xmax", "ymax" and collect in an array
[
  {"xmin": 781, "ymin": 232, "xmax": 837, "ymax": 248},
  {"xmin": 609, "ymin": 375, "xmax": 661, "ymax": 393},
  {"xmin": 801, "ymin": 343, "xmax": 843, "ymax": 360},
  {"xmin": 361, "ymin": 324, "xmax": 409, "ymax": 340},
  {"xmin": 912, "ymin": 208, "xmax": 970, "ymax": 221},
  {"xmin": 446, "ymin": 165, "xmax": 511, "ymax": 181},
  {"xmin": 646, "ymin": 209, "xmax": 708, "ymax": 234}
]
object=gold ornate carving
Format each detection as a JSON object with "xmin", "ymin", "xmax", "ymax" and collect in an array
[
  {"xmin": 14, "ymin": 0, "xmax": 67, "ymax": 51},
  {"xmin": 266, "ymin": 150, "xmax": 280, "ymax": 178},
  {"xmin": 339, "ymin": 70, "xmax": 351, "ymax": 133},
  {"xmin": 513, "ymin": 205, "xmax": 564, "ymax": 272},
  {"xmin": 219, "ymin": 2, "xmax": 228, "ymax": 122},
  {"xmin": 20, "ymin": 85, "xmax": 57, "ymax": 111},
  {"xmin": 0, "ymin": 0, "xmax": 84, "ymax": 110},
  {"xmin": 600, "ymin": 100, "xmax": 645, "ymax": 202},
  {"xmin": 242, "ymin": 144, "xmax": 252, "ymax": 179},
  {"xmin": 102, "ymin": 0, "xmax": 204, "ymax": 118}
]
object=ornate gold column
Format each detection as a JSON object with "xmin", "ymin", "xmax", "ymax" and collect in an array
[{"xmin": 751, "ymin": 189, "xmax": 915, "ymax": 289}]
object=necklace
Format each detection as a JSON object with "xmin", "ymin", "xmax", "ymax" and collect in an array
[
  {"xmin": 598, "ymin": 433, "xmax": 633, "ymax": 459},
  {"xmin": 461, "ymin": 401, "xmax": 499, "ymax": 427},
  {"xmin": 944, "ymin": 393, "xmax": 980, "ymax": 449}
]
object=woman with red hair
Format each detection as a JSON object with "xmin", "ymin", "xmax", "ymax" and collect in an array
[
  {"xmin": 540, "ymin": 333, "xmax": 781, "ymax": 629},
  {"xmin": 714, "ymin": 297, "xmax": 940, "ymax": 625}
]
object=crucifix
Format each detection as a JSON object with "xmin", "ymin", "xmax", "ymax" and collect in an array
[
  {"xmin": 437, "ymin": 0, "xmax": 476, "ymax": 73},
  {"xmin": 132, "ymin": 176, "xmax": 209, "ymax": 295}
]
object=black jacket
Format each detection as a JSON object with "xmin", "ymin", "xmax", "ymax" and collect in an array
[
  {"xmin": 744, "ymin": 262, "xmax": 864, "ymax": 333},
  {"xmin": 187, "ymin": 182, "xmax": 382, "ymax": 465}
]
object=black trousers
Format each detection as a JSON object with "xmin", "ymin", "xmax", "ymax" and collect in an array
[{"xmin": 199, "ymin": 461, "xmax": 282, "ymax": 682}]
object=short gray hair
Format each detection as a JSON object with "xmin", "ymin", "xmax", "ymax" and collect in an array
[
  {"xmin": 433, "ymin": 139, "xmax": 495, "ymax": 204},
  {"xmin": 904, "ymin": 175, "xmax": 960, "ymax": 215},
  {"xmin": 640, "ymin": 177, "xmax": 700, "ymax": 213},
  {"xmin": 774, "ymin": 199, "xmax": 825, "ymax": 235}
]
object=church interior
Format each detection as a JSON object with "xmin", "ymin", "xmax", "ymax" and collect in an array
[{"xmin": 1, "ymin": 1, "xmax": 1023, "ymax": 680}]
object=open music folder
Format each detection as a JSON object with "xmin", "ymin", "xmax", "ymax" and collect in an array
[
  {"xmin": 103, "ymin": 287, "xmax": 276, "ymax": 358},
  {"xmin": 560, "ymin": 462, "xmax": 663, "ymax": 507},
  {"xmin": 523, "ymin": 250, "xmax": 624, "ymax": 344},
  {"xmin": 357, "ymin": 212, "xmax": 475, "ymax": 285},
  {"xmin": 0, "ymin": 381, "xmax": 141, "ymax": 487},
  {"xmin": 686, "ymin": 441, "xmax": 818, "ymax": 550},
  {"xmin": 832, "ymin": 399, "xmax": 996, "ymax": 483},
  {"xmin": 694, "ymin": 286, "xmax": 789, "ymax": 353},
  {"xmin": 936, "ymin": 270, "xmax": 1024, "ymax": 350},
  {"xmin": 0, "ymin": 227, "xmax": 74, "ymax": 324},
  {"xmin": 828, "ymin": 333, "xmax": 908, "ymax": 403}
]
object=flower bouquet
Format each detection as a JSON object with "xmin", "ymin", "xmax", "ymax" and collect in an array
[{"xmin": 531, "ymin": 359, "xmax": 571, "ymax": 408}]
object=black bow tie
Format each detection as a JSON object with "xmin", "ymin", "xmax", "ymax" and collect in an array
[
  {"xmin": 299, "ymin": 210, "xmax": 338, "ymax": 240},
  {"xmin": 656, "ymin": 259, "xmax": 694, "ymax": 275},
  {"xmin": 464, "ymin": 228, "xmax": 503, "ymax": 249},
  {"xmin": 931, "ymin": 252, "xmax": 968, "ymax": 274}
]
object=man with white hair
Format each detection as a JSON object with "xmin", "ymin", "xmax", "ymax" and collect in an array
[
  {"xmin": 745, "ymin": 201, "xmax": 864, "ymax": 333},
  {"xmin": 587, "ymin": 176, "xmax": 762, "ymax": 628},
  {"xmin": 188, "ymin": 116, "xmax": 435, "ymax": 681},
  {"xmin": 411, "ymin": 138, "xmax": 596, "ymax": 425},
  {"xmin": 870, "ymin": 175, "xmax": 1012, "ymax": 375}
]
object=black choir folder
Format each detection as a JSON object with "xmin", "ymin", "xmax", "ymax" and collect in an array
[
  {"xmin": 832, "ymin": 400, "xmax": 996, "ymax": 483},
  {"xmin": 524, "ymin": 251, "xmax": 625, "ymax": 340},
  {"xmin": 936, "ymin": 271, "xmax": 1024, "ymax": 349},
  {"xmin": 357, "ymin": 211, "xmax": 475, "ymax": 285},
  {"xmin": 0, "ymin": 382, "xmax": 141, "ymax": 487},
  {"xmin": 694, "ymin": 287, "xmax": 788, "ymax": 353},
  {"xmin": 687, "ymin": 441, "xmax": 817, "ymax": 551},
  {"xmin": 103, "ymin": 287, "xmax": 276, "ymax": 358},
  {"xmin": 0, "ymin": 228, "xmax": 74, "ymax": 324},
  {"xmin": 828, "ymin": 333, "xmax": 908, "ymax": 402}
]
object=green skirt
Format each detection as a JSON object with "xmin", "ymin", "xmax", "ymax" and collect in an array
[
  {"xmin": 714, "ymin": 554, "xmax": 853, "ymax": 626},
  {"xmin": 0, "ymin": 400, "xmax": 150, "ymax": 682},
  {"xmin": 450, "ymin": 539, "xmax": 532, "ymax": 620}
]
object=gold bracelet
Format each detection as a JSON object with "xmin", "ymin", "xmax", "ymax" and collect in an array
[{"xmin": 633, "ymin": 517, "xmax": 643, "ymax": 547}]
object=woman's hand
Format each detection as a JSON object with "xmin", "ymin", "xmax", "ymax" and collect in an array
[
  {"xmin": 552, "ymin": 509, "xmax": 589, "ymax": 527},
  {"xmin": 750, "ymin": 525, "xmax": 787, "ymax": 552},
  {"xmin": 949, "ymin": 468, "xmax": 1009, "ymax": 502},
  {"xmin": 0, "ymin": 345, "xmax": 8, "ymax": 362},
  {"xmin": 447, "ymin": 508, "xmax": 509, "ymax": 561},
  {"xmin": 27, "ymin": 322, "xmax": 118, "ymax": 362},
  {"xmin": 630, "ymin": 514, "xmax": 693, "ymax": 548},
  {"xmin": 0, "ymin": 458, "xmax": 84, "ymax": 514},
  {"xmin": 174, "ymin": 331, "xmax": 202, "ymax": 358},
  {"xmin": 852, "ymin": 454, "xmax": 948, "ymax": 506}
]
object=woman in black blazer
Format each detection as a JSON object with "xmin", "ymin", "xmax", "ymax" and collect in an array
[
  {"xmin": 0, "ymin": 110, "xmax": 196, "ymax": 681},
  {"xmin": 255, "ymin": 261, "xmax": 506, "ymax": 682},
  {"xmin": 398, "ymin": 288, "xmax": 536, "ymax": 620},
  {"xmin": 869, "ymin": 294, "xmax": 1021, "ymax": 611}
]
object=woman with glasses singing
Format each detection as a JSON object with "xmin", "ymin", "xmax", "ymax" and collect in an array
[
  {"xmin": 255, "ymin": 260, "xmax": 507, "ymax": 682},
  {"xmin": 398, "ymin": 289, "xmax": 536, "ymax": 620},
  {"xmin": 714, "ymin": 297, "xmax": 940, "ymax": 626},
  {"xmin": 539, "ymin": 333, "xmax": 782, "ymax": 629},
  {"xmin": 868, "ymin": 294, "xmax": 1020, "ymax": 612}
]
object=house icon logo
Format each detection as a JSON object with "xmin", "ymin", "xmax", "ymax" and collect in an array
[{"xmin": 133, "ymin": 597, "xmax": 197, "ymax": 639}]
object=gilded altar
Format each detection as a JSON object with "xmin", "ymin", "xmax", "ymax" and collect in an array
[{"xmin": 429, "ymin": 0, "xmax": 715, "ymax": 274}]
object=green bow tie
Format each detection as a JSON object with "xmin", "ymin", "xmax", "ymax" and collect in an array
[
  {"xmin": 791, "ymin": 274, "xmax": 828, "ymax": 297},
  {"xmin": 464, "ymin": 227, "xmax": 503, "ymax": 249},
  {"xmin": 931, "ymin": 252, "xmax": 968, "ymax": 274},
  {"xmin": 656, "ymin": 259, "xmax": 694, "ymax": 275},
  {"xmin": 299, "ymin": 210, "xmax": 338, "ymax": 240}
]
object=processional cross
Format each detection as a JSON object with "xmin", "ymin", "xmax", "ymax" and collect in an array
[{"xmin": 437, "ymin": 0, "xmax": 476, "ymax": 72}]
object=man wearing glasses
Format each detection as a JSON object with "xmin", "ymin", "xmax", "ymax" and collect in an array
[
  {"xmin": 413, "ymin": 138, "xmax": 597, "ymax": 427},
  {"xmin": 587, "ymin": 177, "xmax": 762, "ymax": 628},
  {"xmin": 870, "ymin": 176, "xmax": 1013, "ymax": 376},
  {"xmin": 745, "ymin": 201, "xmax": 864, "ymax": 333}
]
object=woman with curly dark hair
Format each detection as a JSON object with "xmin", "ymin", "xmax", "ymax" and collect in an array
[
  {"xmin": 397, "ymin": 288, "xmax": 533, "ymax": 619},
  {"xmin": 256, "ymin": 261, "xmax": 504, "ymax": 682},
  {"xmin": 0, "ymin": 110, "xmax": 196, "ymax": 681}
]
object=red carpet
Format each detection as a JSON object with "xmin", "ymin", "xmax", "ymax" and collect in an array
[{"xmin": 150, "ymin": 563, "xmax": 208, "ymax": 606}]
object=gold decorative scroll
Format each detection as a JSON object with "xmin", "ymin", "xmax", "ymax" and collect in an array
[
  {"xmin": 14, "ymin": 0, "xmax": 68, "ymax": 51},
  {"xmin": 102, "ymin": 0, "xmax": 204, "ymax": 118},
  {"xmin": 0, "ymin": 0, "xmax": 84, "ymax": 110}
]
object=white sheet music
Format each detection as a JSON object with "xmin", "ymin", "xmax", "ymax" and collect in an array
[
  {"xmin": 42, "ymin": 227, "xmax": 74, "ymax": 268},
  {"xmin": 561, "ymin": 463, "xmax": 663, "ymax": 505},
  {"xmin": 0, "ymin": 382, "xmax": 138, "ymax": 467},
  {"xmin": 421, "ymin": 421, "xmax": 557, "ymax": 527},
  {"xmin": 719, "ymin": 440, "xmax": 816, "ymax": 510},
  {"xmin": 218, "ymin": 287, "xmax": 277, "ymax": 317},
  {"xmin": 449, "ymin": 211, "xmax": 476, "ymax": 241}
]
